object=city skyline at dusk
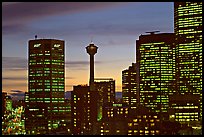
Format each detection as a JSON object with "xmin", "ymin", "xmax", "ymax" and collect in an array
[
  {"xmin": 2, "ymin": 2, "xmax": 202, "ymax": 135},
  {"xmin": 2, "ymin": 2, "xmax": 174, "ymax": 97}
]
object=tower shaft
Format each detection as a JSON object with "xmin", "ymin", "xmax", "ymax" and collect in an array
[
  {"xmin": 90, "ymin": 55, "xmax": 94, "ymax": 91},
  {"xmin": 86, "ymin": 43, "xmax": 98, "ymax": 91}
]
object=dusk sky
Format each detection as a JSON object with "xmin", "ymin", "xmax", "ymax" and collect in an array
[{"xmin": 2, "ymin": 2, "xmax": 174, "ymax": 97}]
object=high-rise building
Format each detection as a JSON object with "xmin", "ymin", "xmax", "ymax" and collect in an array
[
  {"xmin": 122, "ymin": 63, "xmax": 137, "ymax": 106},
  {"xmin": 94, "ymin": 78, "xmax": 116, "ymax": 122},
  {"xmin": 136, "ymin": 32, "xmax": 176, "ymax": 115},
  {"xmin": 174, "ymin": 2, "xmax": 202, "ymax": 120},
  {"xmin": 94, "ymin": 78, "xmax": 115, "ymax": 105},
  {"xmin": 25, "ymin": 39, "xmax": 69, "ymax": 134},
  {"xmin": 100, "ymin": 103, "xmax": 129, "ymax": 135},
  {"xmin": 71, "ymin": 85, "xmax": 96, "ymax": 135}
]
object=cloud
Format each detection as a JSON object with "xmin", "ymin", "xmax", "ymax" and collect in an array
[
  {"xmin": 3, "ymin": 23, "xmax": 30, "ymax": 35},
  {"xmin": 7, "ymin": 90, "xmax": 25, "ymax": 100},
  {"xmin": 66, "ymin": 60, "xmax": 102, "ymax": 65},
  {"xmin": 2, "ymin": 57, "xmax": 27, "ymax": 70},
  {"xmin": 3, "ymin": 76, "xmax": 72, "ymax": 80},
  {"xmin": 9, "ymin": 90, "xmax": 25, "ymax": 96},
  {"xmin": 10, "ymin": 90, "xmax": 25, "ymax": 93},
  {"xmin": 2, "ymin": 2, "xmax": 172, "ymax": 43},
  {"xmin": 66, "ymin": 60, "xmax": 102, "ymax": 70},
  {"xmin": 2, "ymin": 77, "xmax": 27, "ymax": 81},
  {"xmin": 66, "ymin": 61, "xmax": 90, "ymax": 65},
  {"xmin": 25, "ymin": 17, "xmax": 170, "ymax": 43},
  {"xmin": 3, "ymin": 83, "xmax": 27, "ymax": 89},
  {"xmin": 2, "ymin": 2, "xmax": 124, "ymax": 34},
  {"xmin": 82, "ymin": 22, "xmax": 172, "ymax": 38},
  {"xmin": 35, "ymin": 21, "xmax": 150, "ymax": 39},
  {"xmin": 3, "ymin": 56, "xmax": 103, "ymax": 71},
  {"xmin": 85, "ymin": 24, "xmax": 141, "ymax": 36}
]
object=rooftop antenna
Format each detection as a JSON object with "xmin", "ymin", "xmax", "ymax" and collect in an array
[
  {"xmin": 35, "ymin": 35, "xmax": 37, "ymax": 39},
  {"xmin": 145, "ymin": 31, "xmax": 160, "ymax": 35}
]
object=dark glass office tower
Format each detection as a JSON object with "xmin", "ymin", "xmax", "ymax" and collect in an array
[
  {"xmin": 174, "ymin": 2, "xmax": 202, "ymax": 120},
  {"xmin": 136, "ymin": 33, "xmax": 175, "ymax": 114},
  {"xmin": 25, "ymin": 39, "xmax": 68, "ymax": 134}
]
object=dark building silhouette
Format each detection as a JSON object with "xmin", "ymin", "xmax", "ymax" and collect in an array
[
  {"xmin": 94, "ymin": 78, "xmax": 116, "ymax": 122},
  {"xmin": 71, "ymin": 85, "xmax": 90, "ymax": 135},
  {"xmin": 122, "ymin": 63, "xmax": 137, "ymax": 106},
  {"xmin": 159, "ymin": 118, "xmax": 181, "ymax": 135},
  {"xmin": 71, "ymin": 42, "xmax": 99, "ymax": 135},
  {"xmin": 25, "ymin": 39, "xmax": 70, "ymax": 135},
  {"xmin": 174, "ymin": 2, "xmax": 202, "ymax": 121},
  {"xmin": 12, "ymin": 99, "xmax": 25, "ymax": 109},
  {"xmin": 168, "ymin": 94, "xmax": 200, "ymax": 124},
  {"xmin": 99, "ymin": 103, "xmax": 162, "ymax": 135},
  {"xmin": 2, "ymin": 92, "xmax": 7, "ymax": 117},
  {"xmin": 86, "ymin": 42, "xmax": 99, "ymax": 134},
  {"xmin": 100, "ymin": 103, "xmax": 129, "ymax": 135},
  {"xmin": 94, "ymin": 78, "xmax": 115, "ymax": 105},
  {"xmin": 136, "ymin": 33, "xmax": 176, "ymax": 116},
  {"xmin": 127, "ymin": 105, "xmax": 161, "ymax": 135},
  {"xmin": 100, "ymin": 120, "xmax": 128, "ymax": 135}
]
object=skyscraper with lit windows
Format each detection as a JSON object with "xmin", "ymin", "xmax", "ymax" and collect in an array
[
  {"xmin": 174, "ymin": 2, "xmax": 202, "ymax": 121},
  {"xmin": 25, "ymin": 39, "xmax": 69, "ymax": 134},
  {"xmin": 136, "ymin": 32, "xmax": 176, "ymax": 115},
  {"xmin": 122, "ymin": 63, "xmax": 137, "ymax": 106}
]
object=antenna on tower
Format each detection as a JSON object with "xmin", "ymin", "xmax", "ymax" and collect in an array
[{"xmin": 91, "ymin": 35, "xmax": 94, "ymax": 44}]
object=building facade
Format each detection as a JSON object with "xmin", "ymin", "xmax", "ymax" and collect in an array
[
  {"xmin": 122, "ymin": 63, "xmax": 137, "ymax": 106},
  {"xmin": 174, "ymin": 2, "xmax": 202, "ymax": 120},
  {"xmin": 100, "ymin": 103, "xmax": 129, "ymax": 135},
  {"xmin": 136, "ymin": 33, "xmax": 176, "ymax": 115},
  {"xmin": 169, "ymin": 94, "xmax": 200, "ymax": 124},
  {"xmin": 71, "ymin": 85, "xmax": 98, "ymax": 135},
  {"xmin": 25, "ymin": 39, "xmax": 69, "ymax": 134},
  {"xmin": 127, "ymin": 105, "xmax": 161, "ymax": 135},
  {"xmin": 94, "ymin": 78, "xmax": 116, "ymax": 122}
]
